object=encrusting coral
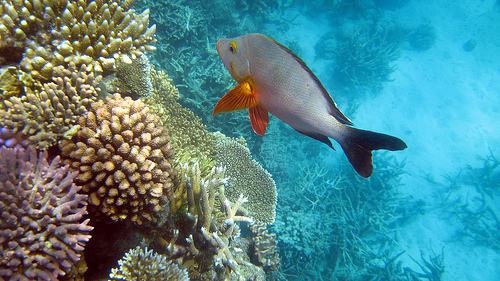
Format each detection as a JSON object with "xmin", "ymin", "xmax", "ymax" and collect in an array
[
  {"xmin": 58, "ymin": 93, "xmax": 176, "ymax": 224},
  {"xmin": 0, "ymin": 147, "xmax": 92, "ymax": 280},
  {"xmin": 109, "ymin": 246, "xmax": 189, "ymax": 281},
  {"xmin": 113, "ymin": 53, "xmax": 154, "ymax": 97},
  {"xmin": 140, "ymin": 67, "xmax": 216, "ymax": 176},
  {"xmin": 215, "ymin": 139, "xmax": 277, "ymax": 224},
  {"xmin": 0, "ymin": 62, "xmax": 101, "ymax": 149}
]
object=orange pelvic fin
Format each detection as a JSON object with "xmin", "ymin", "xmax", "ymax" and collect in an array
[
  {"xmin": 213, "ymin": 80, "xmax": 259, "ymax": 116},
  {"xmin": 249, "ymin": 105, "xmax": 269, "ymax": 135}
]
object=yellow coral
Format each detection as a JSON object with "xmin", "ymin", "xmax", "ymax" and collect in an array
[
  {"xmin": 59, "ymin": 94, "xmax": 176, "ymax": 224},
  {"xmin": 0, "ymin": 62, "xmax": 100, "ymax": 149},
  {"xmin": 0, "ymin": 0, "xmax": 156, "ymax": 79},
  {"xmin": 142, "ymin": 68, "xmax": 216, "ymax": 176}
]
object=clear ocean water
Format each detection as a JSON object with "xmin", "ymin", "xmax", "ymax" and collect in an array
[{"xmin": 148, "ymin": 0, "xmax": 499, "ymax": 280}]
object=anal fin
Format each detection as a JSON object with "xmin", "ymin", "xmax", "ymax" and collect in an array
[
  {"xmin": 249, "ymin": 105, "xmax": 269, "ymax": 135},
  {"xmin": 295, "ymin": 130, "xmax": 335, "ymax": 150}
]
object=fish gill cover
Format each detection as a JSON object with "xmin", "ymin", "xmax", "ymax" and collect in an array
[{"xmin": 1, "ymin": 0, "xmax": 499, "ymax": 280}]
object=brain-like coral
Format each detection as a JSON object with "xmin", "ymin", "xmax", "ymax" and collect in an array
[
  {"xmin": 249, "ymin": 222, "xmax": 280, "ymax": 272},
  {"xmin": 0, "ymin": 62, "xmax": 100, "ymax": 149},
  {"xmin": 59, "ymin": 94, "xmax": 176, "ymax": 224},
  {"xmin": 109, "ymin": 246, "xmax": 189, "ymax": 281},
  {"xmin": 215, "ymin": 140, "xmax": 277, "ymax": 224},
  {"xmin": 0, "ymin": 147, "xmax": 92, "ymax": 280}
]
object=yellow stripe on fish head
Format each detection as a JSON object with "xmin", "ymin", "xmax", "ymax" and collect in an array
[{"xmin": 216, "ymin": 37, "xmax": 252, "ymax": 83}]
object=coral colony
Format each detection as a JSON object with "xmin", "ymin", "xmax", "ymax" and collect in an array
[
  {"xmin": 0, "ymin": 0, "xmax": 454, "ymax": 280},
  {"xmin": 0, "ymin": 147, "xmax": 92, "ymax": 280},
  {"xmin": 1, "ymin": 0, "xmax": 279, "ymax": 279}
]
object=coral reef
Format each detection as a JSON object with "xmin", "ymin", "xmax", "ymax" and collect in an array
[
  {"xmin": 215, "ymin": 140, "xmax": 277, "ymax": 224},
  {"xmin": 59, "ymin": 93, "xmax": 176, "ymax": 224},
  {"xmin": 141, "ymin": 68, "xmax": 217, "ymax": 176},
  {"xmin": 113, "ymin": 53, "xmax": 154, "ymax": 97},
  {"xmin": 0, "ymin": 62, "xmax": 101, "ymax": 149},
  {"xmin": 408, "ymin": 24, "xmax": 436, "ymax": 51},
  {"xmin": 0, "ymin": 0, "xmax": 156, "ymax": 79},
  {"xmin": 332, "ymin": 24, "xmax": 400, "ymax": 92},
  {"xmin": 433, "ymin": 150, "xmax": 500, "ymax": 250},
  {"xmin": 0, "ymin": 126, "xmax": 30, "ymax": 149},
  {"xmin": 0, "ymin": 0, "xmax": 156, "ymax": 149},
  {"xmin": 109, "ymin": 246, "xmax": 189, "ymax": 281},
  {"xmin": 0, "ymin": 147, "xmax": 92, "ymax": 280},
  {"xmin": 249, "ymin": 222, "xmax": 280, "ymax": 272},
  {"xmin": 170, "ymin": 161, "xmax": 268, "ymax": 279}
]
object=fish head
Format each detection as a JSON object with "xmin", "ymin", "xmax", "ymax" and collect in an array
[{"xmin": 217, "ymin": 36, "xmax": 251, "ymax": 83}]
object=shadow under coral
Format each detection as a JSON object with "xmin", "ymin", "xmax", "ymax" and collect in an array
[{"xmin": 83, "ymin": 221, "xmax": 146, "ymax": 280}]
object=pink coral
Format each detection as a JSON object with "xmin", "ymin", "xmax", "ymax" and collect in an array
[{"xmin": 0, "ymin": 147, "xmax": 92, "ymax": 280}]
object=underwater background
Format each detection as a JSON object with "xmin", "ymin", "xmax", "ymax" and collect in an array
[{"xmin": 1, "ymin": 0, "xmax": 499, "ymax": 280}]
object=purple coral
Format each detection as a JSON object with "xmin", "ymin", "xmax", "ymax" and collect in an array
[
  {"xmin": 0, "ymin": 127, "xmax": 30, "ymax": 149},
  {"xmin": 0, "ymin": 147, "xmax": 93, "ymax": 280}
]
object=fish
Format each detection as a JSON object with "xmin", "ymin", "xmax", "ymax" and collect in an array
[{"xmin": 213, "ymin": 33, "xmax": 407, "ymax": 178}]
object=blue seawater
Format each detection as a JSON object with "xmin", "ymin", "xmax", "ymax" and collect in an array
[{"xmin": 146, "ymin": 0, "xmax": 499, "ymax": 280}]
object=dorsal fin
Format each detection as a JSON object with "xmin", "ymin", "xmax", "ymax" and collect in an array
[{"xmin": 268, "ymin": 36, "xmax": 354, "ymax": 126}]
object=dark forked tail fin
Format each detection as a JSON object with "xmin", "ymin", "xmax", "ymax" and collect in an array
[{"xmin": 340, "ymin": 128, "xmax": 407, "ymax": 178}]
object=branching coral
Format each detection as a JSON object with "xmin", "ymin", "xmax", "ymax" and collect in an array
[
  {"xmin": 0, "ymin": 0, "xmax": 158, "ymax": 150},
  {"xmin": 0, "ymin": 147, "xmax": 92, "ymax": 280},
  {"xmin": 171, "ymin": 161, "xmax": 267, "ymax": 279},
  {"xmin": 0, "ymin": 0, "xmax": 156, "ymax": 79},
  {"xmin": 215, "ymin": 140, "xmax": 277, "ymax": 224},
  {"xmin": 0, "ymin": 126, "xmax": 30, "ymax": 149},
  {"xmin": 59, "ymin": 93, "xmax": 176, "ymax": 224},
  {"xmin": 333, "ymin": 24, "xmax": 400, "ymax": 92},
  {"xmin": 109, "ymin": 246, "xmax": 189, "ymax": 281},
  {"xmin": 0, "ymin": 62, "xmax": 101, "ymax": 149}
]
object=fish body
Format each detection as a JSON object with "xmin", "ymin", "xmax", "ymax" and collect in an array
[{"xmin": 214, "ymin": 33, "xmax": 407, "ymax": 177}]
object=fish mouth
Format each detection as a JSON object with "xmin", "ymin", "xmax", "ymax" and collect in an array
[{"xmin": 216, "ymin": 39, "xmax": 224, "ymax": 57}]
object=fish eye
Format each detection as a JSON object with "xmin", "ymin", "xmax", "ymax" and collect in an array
[{"xmin": 229, "ymin": 41, "xmax": 237, "ymax": 54}]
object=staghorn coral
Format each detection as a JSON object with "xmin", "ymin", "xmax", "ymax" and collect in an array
[
  {"xmin": 215, "ymin": 140, "xmax": 277, "ymax": 224},
  {"xmin": 0, "ymin": 126, "xmax": 30, "ymax": 149},
  {"xmin": 0, "ymin": 147, "xmax": 92, "ymax": 280},
  {"xmin": 249, "ymin": 222, "xmax": 280, "ymax": 272},
  {"xmin": 58, "ymin": 93, "xmax": 176, "ymax": 224},
  {"xmin": 174, "ymin": 162, "xmax": 228, "ymax": 228},
  {"xmin": 0, "ymin": 62, "xmax": 101, "ymax": 149},
  {"xmin": 109, "ymin": 246, "xmax": 189, "ymax": 281},
  {"xmin": 0, "ymin": 0, "xmax": 156, "ymax": 79},
  {"xmin": 332, "ymin": 24, "xmax": 400, "ymax": 93},
  {"xmin": 173, "ymin": 161, "xmax": 266, "ymax": 279}
]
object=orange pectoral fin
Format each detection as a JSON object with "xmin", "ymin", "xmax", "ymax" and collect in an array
[
  {"xmin": 249, "ymin": 105, "xmax": 269, "ymax": 135},
  {"xmin": 213, "ymin": 81, "xmax": 259, "ymax": 116}
]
